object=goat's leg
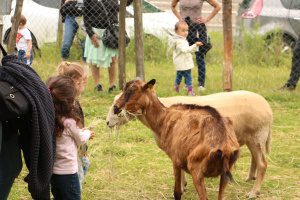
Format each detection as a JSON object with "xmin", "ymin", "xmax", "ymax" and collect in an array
[
  {"xmin": 181, "ymin": 170, "xmax": 187, "ymax": 192},
  {"xmin": 189, "ymin": 169, "xmax": 207, "ymax": 200},
  {"xmin": 247, "ymin": 142, "xmax": 267, "ymax": 198},
  {"xmin": 246, "ymin": 152, "xmax": 257, "ymax": 181},
  {"xmin": 218, "ymin": 174, "xmax": 229, "ymax": 200},
  {"xmin": 173, "ymin": 165, "xmax": 182, "ymax": 200}
]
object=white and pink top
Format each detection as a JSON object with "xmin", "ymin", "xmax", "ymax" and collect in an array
[{"xmin": 53, "ymin": 118, "xmax": 91, "ymax": 175}]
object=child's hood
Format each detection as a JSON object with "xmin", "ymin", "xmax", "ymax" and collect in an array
[{"xmin": 169, "ymin": 34, "xmax": 186, "ymax": 49}]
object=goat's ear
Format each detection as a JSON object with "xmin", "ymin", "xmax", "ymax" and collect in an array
[{"xmin": 143, "ymin": 79, "xmax": 156, "ymax": 90}]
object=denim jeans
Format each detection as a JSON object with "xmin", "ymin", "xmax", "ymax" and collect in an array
[
  {"xmin": 61, "ymin": 15, "xmax": 79, "ymax": 60},
  {"xmin": 51, "ymin": 173, "xmax": 81, "ymax": 200},
  {"xmin": 287, "ymin": 38, "xmax": 300, "ymax": 87},
  {"xmin": 196, "ymin": 52, "xmax": 206, "ymax": 87},
  {"xmin": 175, "ymin": 69, "xmax": 192, "ymax": 87},
  {"xmin": 17, "ymin": 50, "xmax": 33, "ymax": 65},
  {"xmin": 0, "ymin": 126, "xmax": 22, "ymax": 200}
]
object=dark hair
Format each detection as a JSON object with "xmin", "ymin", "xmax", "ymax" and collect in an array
[
  {"xmin": 19, "ymin": 15, "xmax": 27, "ymax": 25},
  {"xmin": 47, "ymin": 75, "xmax": 80, "ymax": 137}
]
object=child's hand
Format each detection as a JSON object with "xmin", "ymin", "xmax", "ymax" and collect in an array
[
  {"xmin": 195, "ymin": 42, "xmax": 203, "ymax": 46},
  {"xmin": 25, "ymin": 51, "xmax": 31, "ymax": 59},
  {"xmin": 91, "ymin": 34, "xmax": 100, "ymax": 48},
  {"xmin": 89, "ymin": 130, "xmax": 95, "ymax": 140}
]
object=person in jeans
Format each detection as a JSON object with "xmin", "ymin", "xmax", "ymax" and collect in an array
[
  {"xmin": 171, "ymin": 0, "xmax": 221, "ymax": 91},
  {"xmin": 281, "ymin": 37, "xmax": 300, "ymax": 90},
  {"xmin": 60, "ymin": 0, "xmax": 85, "ymax": 61},
  {"xmin": 171, "ymin": 21, "xmax": 203, "ymax": 96},
  {"xmin": 48, "ymin": 76, "xmax": 94, "ymax": 200}
]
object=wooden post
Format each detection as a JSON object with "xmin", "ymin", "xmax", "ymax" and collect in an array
[
  {"xmin": 8, "ymin": 0, "xmax": 24, "ymax": 54},
  {"xmin": 133, "ymin": 0, "xmax": 144, "ymax": 80},
  {"xmin": 118, "ymin": 0, "xmax": 127, "ymax": 89},
  {"xmin": 222, "ymin": 0, "xmax": 233, "ymax": 91}
]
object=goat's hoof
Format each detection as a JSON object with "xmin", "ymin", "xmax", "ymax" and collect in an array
[
  {"xmin": 245, "ymin": 177, "xmax": 256, "ymax": 182},
  {"xmin": 247, "ymin": 191, "xmax": 260, "ymax": 199}
]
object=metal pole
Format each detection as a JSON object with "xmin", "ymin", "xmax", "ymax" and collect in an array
[{"xmin": 222, "ymin": 0, "xmax": 233, "ymax": 91}]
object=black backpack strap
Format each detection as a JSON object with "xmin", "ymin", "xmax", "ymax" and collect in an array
[{"xmin": 0, "ymin": 43, "xmax": 7, "ymax": 56}]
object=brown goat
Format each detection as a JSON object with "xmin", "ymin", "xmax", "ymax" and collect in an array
[{"xmin": 114, "ymin": 79, "xmax": 240, "ymax": 200}]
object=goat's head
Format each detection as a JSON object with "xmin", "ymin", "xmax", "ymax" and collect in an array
[
  {"xmin": 106, "ymin": 93, "xmax": 135, "ymax": 128},
  {"xmin": 113, "ymin": 79, "xmax": 156, "ymax": 116}
]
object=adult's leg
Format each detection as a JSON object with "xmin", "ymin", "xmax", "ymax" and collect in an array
[
  {"xmin": 91, "ymin": 65, "xmax": 100, "ymax": 85},
  {"xmin": 108, "ymin": 57, "xmax": 117, "ymax": 88},
  {"xmin": 195, "ymin": 52, "xmax": 206, "ymax": 87},
  {"xmin": 286, "ymin": 39, "xmax": 300, "ymax": 88},
  {"xmin": 0, "ymin": 128, "xmax": 22, "ymax": 200},
  {"xmin": 61, "ymin": 15, "xmax": 79, "ymax": 60}
]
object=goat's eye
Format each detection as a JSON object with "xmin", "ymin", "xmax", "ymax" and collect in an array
[
  {"xmin": 117, "ymin": 113, "xmax": 123, "ymax": 117},
  {"xmin": 114, "ymin": 105, "xmax": 121, "ymax": 114}
]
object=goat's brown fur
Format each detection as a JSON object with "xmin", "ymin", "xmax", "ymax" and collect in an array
[{"xmin": 115, "ymin": 79, "xmax": 240, "ymax": 200}]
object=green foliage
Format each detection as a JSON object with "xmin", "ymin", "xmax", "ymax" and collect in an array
[{"xmin": 9, "ymin": 32, "xmax": 300, "ymax": 200}]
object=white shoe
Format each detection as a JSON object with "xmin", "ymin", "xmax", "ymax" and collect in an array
[{"xmin": 198, "ymin": 86, "xmax": 206, "ymax": 91}]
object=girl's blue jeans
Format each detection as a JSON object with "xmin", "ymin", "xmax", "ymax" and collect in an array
[
  {"xmin": 51, "ymin": 173, "xmax": 81, "ymax": 200},
  {"xmin": 17, "ymin": 50, "xmax": 33, "ymax": 65},
  {"xmin": 175, "ymin": 69, "xmax": 192, "ymax": 87}
]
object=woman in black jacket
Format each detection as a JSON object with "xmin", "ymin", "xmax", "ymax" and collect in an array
[{"xmin": 83, "ymin": 0, "xmax": 133, "ymax": 93}]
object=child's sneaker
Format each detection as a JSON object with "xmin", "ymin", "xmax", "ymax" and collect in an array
[
  {"xmin": 187, "ymin": 86, "xmax": 195, "ymax": 96},
  {"xmin": 198, "ymin": 86, "xmax": 206, "ymax": 91},
  {"xmin": 174, "ymin": 84, "xmax": 179, "ymax": 93},
  {"xmin": 187, "ymin": 91, "xmax": 196, "ymax": 96}
]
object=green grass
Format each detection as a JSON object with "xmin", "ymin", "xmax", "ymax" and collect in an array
[{"xmin": 8, "ymin": 32, "xmax": 300, "ymax": 199}]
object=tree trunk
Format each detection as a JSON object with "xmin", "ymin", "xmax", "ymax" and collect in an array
[
  {"xmin": 222, "ymin": 0, "xmax": 233, "ymax": 91},
  {"xmin": 8, "ymin": 0, "xmax": 24, "ymax": 54},
  {"xmin": 134, "ymin": 0, "xmax": 145, "ymax": 80}
]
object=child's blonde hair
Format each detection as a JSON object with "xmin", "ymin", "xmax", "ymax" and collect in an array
[
  {"xmin": 175, "ymin": 20, "xmax": 188, "ymax": 32},
  {"xmin": 57, "ymin": 61, "xmax": 85, "ymax": 80}
]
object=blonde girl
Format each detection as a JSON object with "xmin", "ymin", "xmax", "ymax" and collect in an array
[{"xmin": 57, "ymin": 61, "xmax": 90, "ymax": 188}]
